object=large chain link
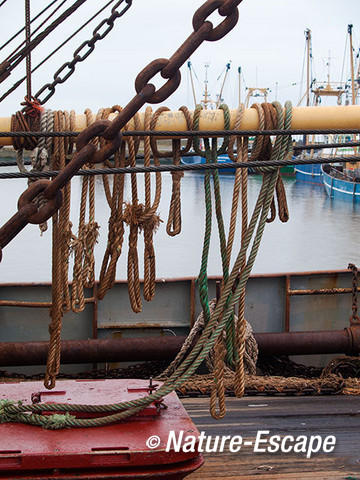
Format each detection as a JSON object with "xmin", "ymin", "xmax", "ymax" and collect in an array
[
  {"xmin": 0, "ymin": 0, "xmax": 243, "ymax": 262},
  {"xmin": 35, "ymin": 0, "xmax": 133, "ymax": 105}
]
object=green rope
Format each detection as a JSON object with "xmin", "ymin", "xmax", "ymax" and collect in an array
[{"xmin": 0, "ymin": 102, "xmax": 293, "ymax": 429}]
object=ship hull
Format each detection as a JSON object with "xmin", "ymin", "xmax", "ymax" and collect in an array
[{"xmin": 322, "ymin": 165, "xmax": 360, "ymax": 202}]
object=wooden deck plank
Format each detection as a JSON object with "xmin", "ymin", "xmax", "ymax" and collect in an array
[{"xmin": 182, "ymin": 396, "xmax": 360, "ymax": 479}]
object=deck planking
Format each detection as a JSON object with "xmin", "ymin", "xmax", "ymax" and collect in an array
[{"xmin": 182, "ymin": 395, "xmax": 360, "ymax": 479}]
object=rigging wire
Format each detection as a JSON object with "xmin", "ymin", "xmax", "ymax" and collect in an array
[
  {"xmin": 340, "ymin": 26, "xmax": 348, "ymax": 86},
  {"xmin": 298, "ymin": 32, "xmax": 307, "ymax": 105},
  {"xmin": 0, "ymin": 154, "xmax": 358, "ymax": 180},
  {"xmin": 0, "ymin": 0, "xmax": 88, "ymax": 80},
  {"xmin": 0, "ymin": 0, "xmax": 117, "ymax": 103},
  {"xmin": 25, "ymin": 0, "xmax": 32, "ymax": 100},
  {"xmin": 0, "ymin": 0, "xmax": 58, "ymax": 52},
  {"xmin": 4, "ymin": 0, "xmax": 69, "ymax": 61},
  {"xmin": 0, "ymin": 0, "xmax": 9, "ymax": 8}
]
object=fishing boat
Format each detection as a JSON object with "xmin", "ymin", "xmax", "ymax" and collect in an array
[
  {"xmin": 0, "ymin": 1, "xmax": 360, "ymax": 479},
  {"xmin": 321, "ymin": 163, "xmax": 360, "ymax": 202},
  {"xmin": 294, "ymin": 152, "xmax": 324, "ymax": 184},
  {"xmin": 318, "ymin": 25, "xmax": 360, "ymax": 201},
  {"xmin": 181, "ymin": 153, "xmax": 236, "ymax": 173},
  {"xmin": 294, "ymin": 28, "xmax": 350, "ymax": 185}
]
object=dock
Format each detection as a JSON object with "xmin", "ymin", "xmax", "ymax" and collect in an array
[{"xmin": 184, "ymin": 396, "xmax": 360, "ymax": 479}]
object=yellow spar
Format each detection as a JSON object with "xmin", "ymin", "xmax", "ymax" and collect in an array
[{"xmin": 0, "ymin": 105, "xmax": 360, "ymax": 147}]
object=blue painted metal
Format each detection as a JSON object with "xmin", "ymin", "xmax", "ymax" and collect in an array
[
  {"xmin": 181, "ymin": 154, "xmax": 235, "ymax": 173},
  {"xmin": 321, "ymin": 165, "xmax": 360, "ymax": 202},
  {"xmin": 295, "ymin": 163, "xmax": 323, "ymax": 185}
]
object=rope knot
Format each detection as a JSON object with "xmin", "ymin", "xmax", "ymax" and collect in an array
[
  {"xmin": 0, "ymin": 399, "xmax": 19, "ymax": 423},
  {"xmin": 170, "ymin": 170, "xmax": 184, "ymax": 182},
  {"xmin": 21, "ymin": 96, "xmax": 44, "ymax": 117},
  {"xmin": 123, "ymin": 202, "xmax": 145, "ymax": 227},
  {"xmin": 45, "ymin": 412, "xmax": 76, "ymax": 430}
]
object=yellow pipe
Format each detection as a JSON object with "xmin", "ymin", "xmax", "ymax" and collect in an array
[{"xmin": 1, "ymin": 105, "xmax": 360, "ymax": 147}]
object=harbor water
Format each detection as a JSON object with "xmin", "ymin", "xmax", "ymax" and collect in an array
[{"xmin": 1, "ymin": 167, "xmax": 360, "ymax": 283}]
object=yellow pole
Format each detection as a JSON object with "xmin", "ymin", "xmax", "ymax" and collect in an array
[{"xmin": 1, "ymin": 105, "xmax": 360, "ymax": 147}]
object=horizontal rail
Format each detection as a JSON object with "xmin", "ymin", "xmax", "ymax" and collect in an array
[
  {"xmin": 289, "ymin": 287, "xmax": 360, "ymax": 296},
  {"xmin": 0, "ymin": 297, "xmax": 95, "ymax": 307},
  {"xmin": 1, "ymin": 105, "xmax": 360, "ymax": 146},
  {"xmin": 0, "ymin": 327, "xmax": 359, "ymax": 366}
]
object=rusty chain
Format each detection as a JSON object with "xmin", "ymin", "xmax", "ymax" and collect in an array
[
  {"xmin": 35, "ymin": 0, "xmax": 133, "ymax": 105},
  {"xmin": 348, "ymin": 263, "xmax": 360, "ymax": 326},
  {"xmin": 0, "ymin": 0, "xmax": 243, "ymax": 263}
]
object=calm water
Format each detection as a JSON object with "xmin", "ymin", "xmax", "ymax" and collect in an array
[{"xmin": 1, "ymin": 167, "xmax": 360, "ymax": 283}]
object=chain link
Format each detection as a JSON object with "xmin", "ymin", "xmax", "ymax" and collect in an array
[
  {"xmin": 35, "ymin": 0, "xmax": 133, "ymax": 104},
  {"xmin": 0, "ymin": 0, "xmax": 242, "ymax": 259}
]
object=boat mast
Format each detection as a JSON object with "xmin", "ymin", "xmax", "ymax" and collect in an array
[
  {"xmin": 306, "ymin": 28, "xmax": 311, "ymax": 106},
  {"xmin": 238, "ymin": 66, "xmax": 241, "ymax": 106},
  {"xmin": 297, "ymin": 29, "xmax": 312, "ymax": 107},
  {"xmin": 203, "ymin": 62, "xmax": 210, "ymax": 110},
  {"xmin": 187, "ymin": 61, "xmax": 197, "ymax": 107},
  {"xmin": 348, "ymin": 24, "xmax": 356, "ymax": 105},
  {"xmin": 215, "ymin": 62, "xmax": 231, "ymax": 108}
]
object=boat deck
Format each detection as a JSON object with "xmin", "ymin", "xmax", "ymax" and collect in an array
[{"xmin": 183, "ymin": 395, "xmax": 360, "ymax": 479}]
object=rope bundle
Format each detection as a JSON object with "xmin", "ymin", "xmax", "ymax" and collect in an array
[{"xmin": 4, "ymin": 101, "xmax": 293, "ymax": 426}]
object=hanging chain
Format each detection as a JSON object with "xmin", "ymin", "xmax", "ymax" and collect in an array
[
  {"xmin": 35, "ymin": 0, "xmax": 133, "ymax": 104},
  {"xmin": 348, "ymin": 263, "xmax": 360, "ymax": 326},
  {"xmin": 0, "ymin": 0, "xmax": 243, "ymax": 263}
]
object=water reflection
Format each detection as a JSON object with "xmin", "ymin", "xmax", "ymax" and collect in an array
[{"xmin": 0, "ymin": 168, "xmax": 359, "ymax": 283}]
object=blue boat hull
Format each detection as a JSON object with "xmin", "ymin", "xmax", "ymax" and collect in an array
[
  {"xmin": 181, "ymin": 155, "xmax": 235, "ymax": 173},
  {"xmin": 295, "ymin": 163, "xmax": 323, "ymax": 185},
  {"xmin": 321, "ymin": 165, "xmax": 360, "ymax": 202}
]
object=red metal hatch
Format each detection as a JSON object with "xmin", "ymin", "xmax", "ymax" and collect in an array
[{"xmin": 0, "ymin": 379, "xmax": 204, "ymax": 479}]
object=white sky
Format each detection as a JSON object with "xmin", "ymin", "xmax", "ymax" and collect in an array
[{"xmin": 1, "ymin": 0, "xmax": 359, "ymax": 116}]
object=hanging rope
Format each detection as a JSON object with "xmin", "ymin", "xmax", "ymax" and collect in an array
[
  {"xmin": 226, "ymin": 102, "xmax": 250, "ymax": 397},
  {"xmin": 45, "ymin": 109, "xmax": 73, "ymax": 389},
  {"xmin": 28, "ymin": 108, "xmax": 55, "ymax": 233},
  {"xmin": 70, "ymin": 108, "xmax": 100, "ymax": 312},
  {"xmin": 166, "ymin": 105, "xmax": 193, "ymax": 236},
  {"xmin": 1, "ymin": 102, "xmax": 294, "ymax": 426},
  {"xmin": 97, "ymin": 106, "xmax": 126, "ymax": 300}
]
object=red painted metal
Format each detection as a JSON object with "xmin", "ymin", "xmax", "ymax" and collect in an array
[{"xmin": 0, "ymin": 379, "xmax": 204, "ymax": 479}]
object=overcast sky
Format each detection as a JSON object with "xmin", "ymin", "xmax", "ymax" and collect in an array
[{"xmin": 1, "ymin": 0, "xmax": 359, "ymax": 117}]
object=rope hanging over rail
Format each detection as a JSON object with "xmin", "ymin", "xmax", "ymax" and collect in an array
[{"xmin": 0, "ymin": 101, "xmax": 295, "ymax": 426}]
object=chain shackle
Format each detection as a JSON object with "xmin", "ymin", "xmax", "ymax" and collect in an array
[
  {"xmin": 17, "ymin": 180, "xmax": 63, "ymax": 225},
  {"xmin": 44, "ymin": 143, "xmax": 96, "ymax": 200},
  {"xmin": 76, "ymin": 119, "xmax": 122, "ymax": 164},
  {"xmin": 135, "ymin": 59, "xmax": 181, "ymax": 104},
  {"xmin": 193, "ymin": 0, "xmax": 240, "ymax": 41}
]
